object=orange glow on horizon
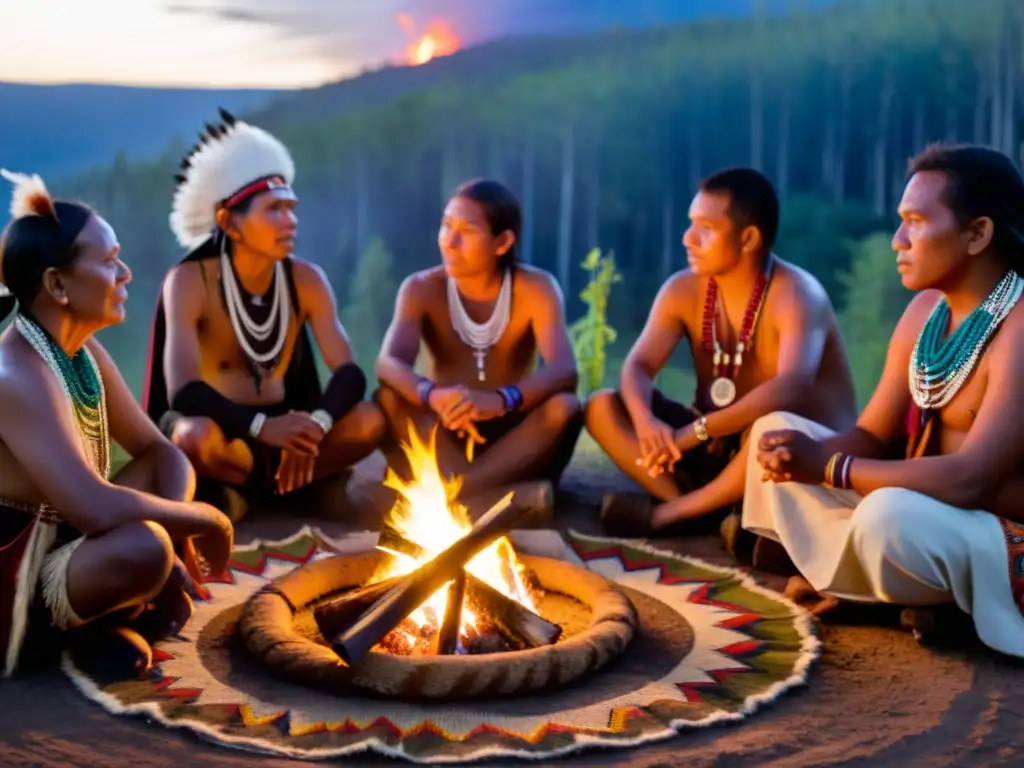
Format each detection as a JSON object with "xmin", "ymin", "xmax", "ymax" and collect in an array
[{"xmin": 396, "ymin": 15, "xmax": 461, "ymax": 66}]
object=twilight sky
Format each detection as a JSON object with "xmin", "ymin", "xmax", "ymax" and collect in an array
[{"xmin": 0, "ymin": 0, "xmax": 766, "ymax": 89}]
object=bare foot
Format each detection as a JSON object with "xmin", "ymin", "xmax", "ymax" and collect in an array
[{"xmin": 784, "ymin": 575, "xmax": 840, "ymax": 616}]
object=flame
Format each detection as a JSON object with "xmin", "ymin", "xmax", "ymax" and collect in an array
[
  {"xmin": 396, "ymin": 15, "xmax": 461, "ymax": 66},
  {"xmin": 373, "ymin": 424, "xmax": 536, "ymax": 647}
]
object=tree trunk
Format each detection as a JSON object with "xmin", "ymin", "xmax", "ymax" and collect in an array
[
  {"xmin": 872, "ymin": 66, "xmax": 895, "ymax": 217},
  {"xmin": 355, "ymin": 152, "xmax": 370, "ymax": 259},
  {"xmin": 1002, "ymin": 22, "xmax": 1017, "ymax": 156},
  {"xmin": 990, "ymin": 36, "xmax": 1004, "ymax": 150},
  {"xmin": 660, "ymin": 190, "xmax": 675, "ymax": 282},
  {"xmin": 556, "ymin": 122, "xmax": 576, "ymax": 293},
  {"xmin": 687, "ymin": 111, "xmax": 701, "ymax": 190},
  {"xmin": 585, "ymin": 150, "xmax": 600, "ymax": 251},
  {"xmin": 750, "ymin": 67, "xmax": 764, "ymax": 171},
  {"xmin": 973, "ymin": 54, "xmax": 988, "ymax": 144},
  {"xmin": 777, "ymin": 92, "xmax": 792, "ymax": 196},
  {"xmin": 520, "ymin": 137, "xmax": 535, "ymax": 264},
  {"xmin": 943, "ymin": 48, "xmax": 959, "ymax": 141},
  {"xmin": 833, "ymin": 63, "xmax": 853, "ymax": 204},
  {"xmin": 913, "ymin": 99, "xmax": 926, "ymax": 155}
]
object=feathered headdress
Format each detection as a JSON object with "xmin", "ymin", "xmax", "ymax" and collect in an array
[
  {"xmin": 1, "ymin": 169, "xmax": 58, "ymax": 223},
  {"xmin": 169, "ymin": 108, "xmax": 296, "ymax": 249}
]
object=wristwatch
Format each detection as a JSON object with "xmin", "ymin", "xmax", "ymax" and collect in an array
[{"xmin": 692, "ymin": 415, "xmax": 710, "ymax": 443}]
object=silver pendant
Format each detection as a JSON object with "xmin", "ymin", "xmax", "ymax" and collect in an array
[
  {"xmin": 474, "ymin": 349, "xmax": 486, "ymax": 382},
  {"xmin": 710, "ymin": 377, "xmax": 736, "ymax": 408}
]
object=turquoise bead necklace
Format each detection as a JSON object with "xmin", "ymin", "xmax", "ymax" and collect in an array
[
  {"xmin": 909, "ymin": 270, "xmax": 1023, "ymax": 410},
  {"xmin": 15, "ymin": 313, "xmax": 110, "ymax": 479}
]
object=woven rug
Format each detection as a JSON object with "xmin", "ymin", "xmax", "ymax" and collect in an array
[{"xmin": 62, "ymin": 527, "xmax": 820, "ymax": 764}]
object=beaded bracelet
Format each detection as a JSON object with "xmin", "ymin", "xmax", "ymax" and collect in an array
[
  {"xmin": 824, "ymin": 452, "xmax": 841, "ymax": 487},
  {"xmin": 416, "ymin": 379, "xmax": 436, "ymax": 406},
  {"xmin": 824, "ymin": 452, "xmax": 854, "ymax": 490},
  {"xmin": 497, "ymin": 385, "xmax": 524, "ymax": 413}
]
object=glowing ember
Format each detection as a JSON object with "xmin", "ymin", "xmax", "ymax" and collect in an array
[
  {"xmin": 396, "ymin": 15, "xmax": 461, "ymax": 66},
  {"xmin": 373, "ymin": 425, "xmax": 536, "ymax": 649}
]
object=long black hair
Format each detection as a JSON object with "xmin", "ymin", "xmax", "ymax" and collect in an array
[
  {"xmin": 453, "ymin": 179, "xmax": 522, "ymax": 272},
  {"xmin": 0, "ymin": 200, "xmax": 93, "ymax": 321}
]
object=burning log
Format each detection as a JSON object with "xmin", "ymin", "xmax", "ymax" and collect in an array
[
  {"xmin": 466, "ymin": 576, "xmax": 560, "ymax": 649},
  {"xmin": 332, "ymin": 491, "xmax": 518, "ymax": 666},
  {"xmin": 312, "ymin": 574, "xmax": 404, "ymax": 640},
  {"xmin": 376, "ymin": 520, "xmax": 561, "ymax": 649},
  {"xmin": 434, "ymin": 571, "xmax": 465, "ymax": 655}
]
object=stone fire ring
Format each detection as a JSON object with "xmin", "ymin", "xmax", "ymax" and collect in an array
[{"xmin": 239, "ymin": 550, "xmax": 638, "ymax": 701}]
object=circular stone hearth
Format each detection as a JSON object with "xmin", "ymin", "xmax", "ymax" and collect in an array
[{"xmin": 239, "ymin": 550, "xmax": 639, "ymax": 701}]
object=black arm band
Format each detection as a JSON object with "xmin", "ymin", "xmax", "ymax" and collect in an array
[
  {"xmin": 170, "ymin": 380, "xmax": 255, "ymax": 441},
  {"xmin": 319, "ymin": 362, "xmax": 367, "ymax": 421}
]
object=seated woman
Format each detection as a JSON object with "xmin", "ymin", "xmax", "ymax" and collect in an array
[
  {"xmin": 0, "ymin": 170, "xmax": 233, "ymax": 679},
  {"xmin": 744, "ymin": 144, "xmax": 1024, "ymax": 657}
]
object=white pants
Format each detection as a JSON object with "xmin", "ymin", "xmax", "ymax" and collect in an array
[{"xmin": 742, "ymin": 411, "xmax": 1024, "ymax": 659}]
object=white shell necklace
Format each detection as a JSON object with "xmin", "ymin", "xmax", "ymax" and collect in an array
[
  {"xmin": 220, "ymin": 238, "xmax": 290, "ymax": 366},
  {"xmin": 447, "ymin": 271, "xmax": 512, "ymax": 382}
]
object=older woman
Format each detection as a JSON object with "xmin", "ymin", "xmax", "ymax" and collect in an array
[{"xmin": 0, "ymin": 170, "xmax": 232, "ymax": 679}]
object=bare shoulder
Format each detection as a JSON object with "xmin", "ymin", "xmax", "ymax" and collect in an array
[
  {"xmin": 770, "ymin": 259, "xmax": 831, "ymax": 311},
  {"xmin": 988, "ymin": 297, "xmax": 1024, "ymax": 358},
  {"xmin": 0, "ymin": 334, "xmax": 57, "ymax": 413},
  {"xmin": 399, "ymin": 266, "xmax": 446, "ymax": 305},
  {"xmin": 162, "ymin": 259, "xmax": 208, "ymax": 310},
  {"xmin": 289, "ymin": 257, "xmax": 331, "ymax": 293},
  {"xmin": 513, "ymin": 264, "xmax": 562, "ymax": 301},
  {"xmin": 657, "ymin": 268, "xmax": 700, "ymax": 306}
]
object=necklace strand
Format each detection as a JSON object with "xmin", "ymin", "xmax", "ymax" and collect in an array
[
  {"xmin": 447, "ymin": 271, "xmax": 512, "ymax": 382},
  {"xmin": 909, "ymin": 271, "xmax": 1022, "ymax": 410},
  {"xmin": 15, "ymin": 315, "xmax": 109, "ymax": 479}
]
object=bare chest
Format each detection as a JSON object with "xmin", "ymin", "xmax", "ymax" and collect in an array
[
  {"xmin": 195, "ymin": 278, "xmax": 303, "ymax": 385},
  {"xmin": 421, "ymin": 301, "xmax": 537, "ymax": 385}
]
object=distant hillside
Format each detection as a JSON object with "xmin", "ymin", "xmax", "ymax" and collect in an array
[{"xmin": 0, "ymin": 84, "xmax": 281, "ymax": 178}]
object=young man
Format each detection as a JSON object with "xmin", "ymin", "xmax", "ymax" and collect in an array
[
  {"xmin": 746, "ymin": 144, "xmax": 1024, "ymax": 658},
  {"xmin": 0, "ymin": 170, "xmax": 233, "ymax": 678},
  {"xmin": 143, "ymin": 110, "xmax": 385, "ymax": 518},
  {"xmin": 375, "ymin": 179, "xmax": 581, "ymax": 515},
  {"xmin": 589, "ymin": 167, "xmax": 858, "ymax": 537}
]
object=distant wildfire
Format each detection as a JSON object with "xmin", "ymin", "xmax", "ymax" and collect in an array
[{"xmin": 396, "ymin": 14, "xmax": 461, "ymax": 66}]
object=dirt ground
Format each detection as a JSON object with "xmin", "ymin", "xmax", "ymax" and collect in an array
[{"xmin": 2, "ymin": 449, "xmax": 1023, "ymax": 767}]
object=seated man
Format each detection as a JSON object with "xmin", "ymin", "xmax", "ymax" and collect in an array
[
  {"xmin": 375, "ymin": 179, "xmax": 581, "ymax": 515},
  {"xmin": 144, "ymin": 110, "xmax": 385, "ymax": 519},
  {"xmin": 746, "ymin": 144, "xmax": 1024, "ymax": 657},
  {"xmin": 589, "ymin": 167, "xmax": 857, "ymax": 538},
  {"xmin": 0, "ymin": 170, "xmax": 233, "ymax": 678}
]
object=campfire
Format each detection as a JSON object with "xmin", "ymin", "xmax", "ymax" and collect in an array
[{"xmin": 314, "ymin": 427, "xmax": 562, "ymax": 665}]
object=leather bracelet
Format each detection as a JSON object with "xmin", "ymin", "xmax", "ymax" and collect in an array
[
  {"xmin": 310, "ymin": 408, "xmax": 333, "ymax": 434},
  {"xmin": 692, "ymin": 415, "xmax": 710, "ymax": 442}
]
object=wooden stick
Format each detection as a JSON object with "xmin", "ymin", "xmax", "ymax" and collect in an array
[
  {"xmin": 331, "ymin": 491, "xmax": 518, "ymax": 666},
  {"xmin": 433, "ymin": 571, "xmax": 465, "ymax": 655},
  {"xmin": 376, "ymin": 523, "xmax": 561, "ymax": 649},
  {"xmin": 312, "ymin": 574, "xmax": 404, "ymax": 641},
  {"xmin": 465, "ymin": 576, "xmax": 560, "ymax": 649}
]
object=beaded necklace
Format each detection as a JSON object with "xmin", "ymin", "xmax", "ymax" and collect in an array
[
  {"xmin": 14, "ymin": 314, "xmax": 110, "ymax": 479},
  {"xmin": 700, "ymin": 256, "xmax": 774, "ymax": 408},
  {"xmin": 909, "ymin": 270, "xmax": 1023, "ymax": 410}
]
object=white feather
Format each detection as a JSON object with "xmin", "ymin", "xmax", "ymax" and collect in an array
[
  {"xmin": 169, "ymin": 121, "xmax": 296, "ymax": 248},
  {"xmin": 0, "ymin": 168, "xmax": 54, "ymax": 220}
]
